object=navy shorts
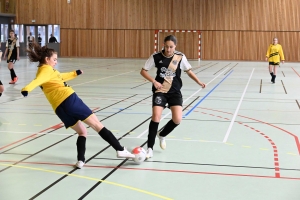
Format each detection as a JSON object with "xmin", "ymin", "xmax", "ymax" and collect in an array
[
  {"xmin": 269, "ymin": 62, "xmax": 280, "ymax": 65},
  {"xmin": 55, "ymin": 93, "xmax": 93, "ymax": 128},
  {"xmin": 152, "ymin": 92, "xmax": 183, "ymax": 108}
]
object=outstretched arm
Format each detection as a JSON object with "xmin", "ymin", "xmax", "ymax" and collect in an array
[
  {"xmin": 61, "ymin": 70, "xmax": 82, "ymax": 82},
  {"xmin": 186, "ymin": 70, "xmax": 206, "ymax": 88}
]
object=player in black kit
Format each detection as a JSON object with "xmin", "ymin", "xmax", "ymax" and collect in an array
[{"xmin": 140, "ymin": 35, "xmax": 206, "ymax": 158}]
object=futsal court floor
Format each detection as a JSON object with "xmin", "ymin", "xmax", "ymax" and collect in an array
[{"xmin": 0, "ymin": 57, "xmax": 300, "ymax": 200}]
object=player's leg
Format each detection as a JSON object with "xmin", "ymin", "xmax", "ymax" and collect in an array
[
  {"xmin": 269, "ymin": 64, "xmax": 274, "ymax": 82},
  {"xmin": 83, "ymin": 114, "xmax": 134, "ymax": 159},
  {"xmin": 272, "ymin": 65, "xmax": 278, "ymax": 83},
  {"xmin": 8, "ymin": 62, "xmax": 17, "ymax": 84},
  {"xmin": 70, "ymin": 121, "xmax": 88, "ymax": 168}
]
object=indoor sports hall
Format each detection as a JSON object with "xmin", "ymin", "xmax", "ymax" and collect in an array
[{"xmin": 0, "ymin": 1, "xmax": 300, "ymax": 200}]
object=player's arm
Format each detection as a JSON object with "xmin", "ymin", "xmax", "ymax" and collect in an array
[
  {"xmin": 21, "ymin": 68, "xmax": 52, "ymax": 96},
  {"xmin": 186, "ymin": 70, "xmax": 206, "ymax": 88},
  {"xmin": 61, "ymin": 70, "xmax": 82, "ymax": 82},
  {"xmin": 265, "ymin": 45, "xmax": 271, "ymax": 61}
]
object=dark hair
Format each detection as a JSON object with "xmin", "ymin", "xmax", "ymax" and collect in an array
[
  {"xmin": 9, "ymin": 30, "xmax": 15, "ymax": 33},
  {"xmin": 164, "ymin": 35, "xmax": 177, "ymax": 45},
  {"xmin": 26, "ymin": 42, "xmax": 56, "ymax": 64}
]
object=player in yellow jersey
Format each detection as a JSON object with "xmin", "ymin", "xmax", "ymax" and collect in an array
[
  {"xmin": 21, "ymin": 43, "xmax": 135, "ymax": 169},
  {"xmin": 265, "ymin": 37, "xmax": 285, "ymax": 83}
]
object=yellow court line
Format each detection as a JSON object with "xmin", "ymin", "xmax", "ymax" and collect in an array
[{"xmin": 0, "ymin": 163, "xmax": 173, "ymax": 200}]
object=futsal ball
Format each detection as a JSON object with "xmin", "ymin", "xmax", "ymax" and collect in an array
[{"xmin": 131, "ymin": 147, "xmax": 146, "ymax": 164}]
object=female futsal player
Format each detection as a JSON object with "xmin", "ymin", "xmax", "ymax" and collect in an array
[
  {"xmin": 265, "ymin": 37, "xmax": 285, "ymax": 83},
  {"xmin": 21, "ymin": 43, "xmax": 135, "ymax": 168},
  {"xmin": 140, "ymin": 35, "xmax": 206, "ymax": 158},
  {"xmin": 3, "ymin": 30, "xmax": 20, "ymax": 84}
]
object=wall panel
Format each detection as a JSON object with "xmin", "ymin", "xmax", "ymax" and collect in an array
[{"xmin": 14, "ymin": 0, "xmax": 300, "ymax": 61}]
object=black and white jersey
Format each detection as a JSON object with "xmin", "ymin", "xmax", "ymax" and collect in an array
[
  {"xmin": 143, "ymin": 50, "xmax": 192, "ymax": 93},
  {"xmin": 6, "ymin": 38, "xmax": 20, "ymax": 58}
]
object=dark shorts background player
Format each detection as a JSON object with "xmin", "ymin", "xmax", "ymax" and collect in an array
[
  {"xmin": 265, "ymin": 37, "xmax": 285, "ymax": 83},
  {"xmin": 140, "ymin": 35, "xmax": 206, "ymax": 158},
  {"xmin": 21, "ymin": 43, "xmax": 135, "ymax": 169},
  {"xmin": 0, "ymin": 81, "xmax": 4, "ymax": 97},
  {"xmin": 3, "ymin": 30, "xmax": 20, "ymax": 84}
]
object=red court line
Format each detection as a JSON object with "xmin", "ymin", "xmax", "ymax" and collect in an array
[
  {"xmin": 200, "ymin": 107, "xmax": 300, "ymax": 155},
  {"xmin": 1, "ymin": 160, "xmax": 299, "ymax": 181},
  {"xmin": 201, "ymin": 111, "xmax": 281, "ymax": 177},
  {"xmin": 291, "ymin": 67, "xmax": 300, "ymax": 77},
  {"xmin": 0, "ymin": 107, "xmax": 100, "ymax": 151}
]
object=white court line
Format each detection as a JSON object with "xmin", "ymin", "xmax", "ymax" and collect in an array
[
  {"xmin": 222, "ymin": 68, "xmax": 255, "ymax": 143},
  {"xmin": 136, "ymin": 67, "xmax": 230, "ymax": 138}
]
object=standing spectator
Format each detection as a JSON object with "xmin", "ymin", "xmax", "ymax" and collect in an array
[
  {"xmin": 49, "ymin": 34, "xmax": 58, "ymax": 43},
  {"xmin": 38, "ymin": 33, "xmax": 42, "ymax": 46},
  {"xmin": 27, "ymin": 32, "xmax": 35, "ymax": 48},
  {"xmin": 3, "ymin": 30, "xmax": 20, "ymax": 84},
  {"xmin": 265, "ymin": 37, "xmax": 285, "ymax": 83}
]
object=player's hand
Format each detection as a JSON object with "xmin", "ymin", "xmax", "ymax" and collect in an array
[
  {"xmin": 21, "ymin": 91, "xmax": 28, "ymax": 97},
  {"xmin": 76, "ymin": 70, "xmax": 83, "ymax": 75},
  {"xmin": 153, "ymin": 81, "xmax": 163, "ymax": 89},
  {"xmin": 265, "ymin": 57, "xmax": 268, "ymax": 61},
  {"xmin": 282, "ymin": 61, "xmax": 285, "ymax": 64},
  {"xmin": 200, "ymin": 83, "xmax": 206, "ymax": 88},
  {"xmin": 17, "ymin": 56, "xmax": 20, "ymax": 61},
  {"xmin": 3, "ymin": 56, "xmax": 6, "ymax": 60}
]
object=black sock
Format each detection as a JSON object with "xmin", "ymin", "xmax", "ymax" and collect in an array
[
  {"xmin": 9, "ymin": 69, "xmax": 16, "ymax": 80},
  {"xmin": 98, "ymin": 127, "xmax": 123, "ymax": 151},
  {"xmin": 147, "ymin": 120, "xmax": 159, "ymax": 149},
  {"xmin": 76, "ymin": 136, "xmax": 86, "ymax": 162},
  {"xmin": 159, "ymin": 120, "xmax": 179, "ymax": 137},
  {"xmin": 273, "ymin": 75, "xmax": 276, "ymax": 82},
  {"xmin": 270, "ymin": 72, "xmax": 274, "ymax": 77}
]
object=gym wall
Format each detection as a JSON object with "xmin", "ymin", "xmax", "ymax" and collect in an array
[{"xmin": 15, "ymin": 0, "xmax": 300, "ymax": 61}]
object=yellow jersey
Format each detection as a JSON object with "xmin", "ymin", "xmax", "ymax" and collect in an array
[
  {"xmin": 22, "ymin": 64, "xmax": 80, "ymax": 111},
  {"xmin": 266, "ymin": 44, "xmax": 285, "ymax": 63}
]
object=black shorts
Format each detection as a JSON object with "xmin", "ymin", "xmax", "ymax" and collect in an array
[
  {"xmin": 269, "ymin": 62, "xmax": 280, "ymax": 65},
  {"xmin": 7, "ymin": 55, "xmax": 17, "ymax": 64},
  {"xmin": 55, "ymin": 93, "xmax": 93, "ymax": 128},
  {"xmin": 152, "ymin": 92, "xmax": 183, "ymax": 108}
]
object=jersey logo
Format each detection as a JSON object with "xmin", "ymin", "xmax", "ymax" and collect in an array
[{"xmin": 159, "ymin": 60, "xmax": 163, "ymax": 63}]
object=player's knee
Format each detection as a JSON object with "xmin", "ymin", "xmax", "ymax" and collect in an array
[{"xmin": 172, "ymin": 118, "xmax": 181, "ymax": 125}]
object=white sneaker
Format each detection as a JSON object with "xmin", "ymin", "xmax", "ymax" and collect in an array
[
  {"xmin": 75, "ymin": 161, "xmax": 85, "ymax": 169},
  {"xmin": 117, "ymin": 147, "xmax": 135, "ymax": 159},
  {"xmin": 146, "ymin": 148, "xmax": 153, "ymax": 159},
  {"xmin": 157, "ymin": 132, "xmax": 166, "ymax": 150}
]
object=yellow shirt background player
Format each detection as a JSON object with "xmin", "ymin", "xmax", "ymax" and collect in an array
[
  {"xmin": 266, "ymin": 43, "xmax": 285, "ymax": 64},
  {"xmin": 265, "ymin": 37, "xmax": 285, "ymax": 83},
  {"xmin": 21, "ymin": 64, "xmax": 79, "ymax": 111}
]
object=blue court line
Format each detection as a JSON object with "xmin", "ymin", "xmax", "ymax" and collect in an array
[{"xmin": 183, "ymin": 70, "xmax": 234, "ymax": 118}]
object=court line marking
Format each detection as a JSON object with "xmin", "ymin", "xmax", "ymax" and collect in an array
[
  {"xmin": 200, "ymin": 107, "xmax": 300, "ymax": 155},
  {"xmin": 291, "ymin": 67, "xmax": 300, "ymax": 77},
  {"xmin": 0, "ymin": 163, "xmax": 172, "ymax": 200},
  {"xmin": 222, "ymin": 68, "xmax": 255, "ymax": 143},
  {"xmin": 136, "ymin": 67, "xmax": 229, "ymax": 138},
  {"xmin": 183, "ymin": 70, "xmax": 233, "ymax": 117},
  {"xmin": 1, "ymin": 163, "xmax": 299, "ymax": 181}
]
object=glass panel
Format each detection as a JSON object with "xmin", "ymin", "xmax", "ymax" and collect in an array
[
  {"xmin": 26, "ymin": 26, "xmax": 35, "ymax": 47},
  {"xmin": 48, "ymin": 25, "xmax": 60, "ymax": 43},
  {"xmin": 12, "ymin": 24, "xmax": 24, "ymax": 42},
  {"xmin": 37, "ymin": 26, "xmax": 46, "ymax": 46},
  {"xmin": 1, "ymin": 24, "xmax": 9, "ymax": 42}
]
